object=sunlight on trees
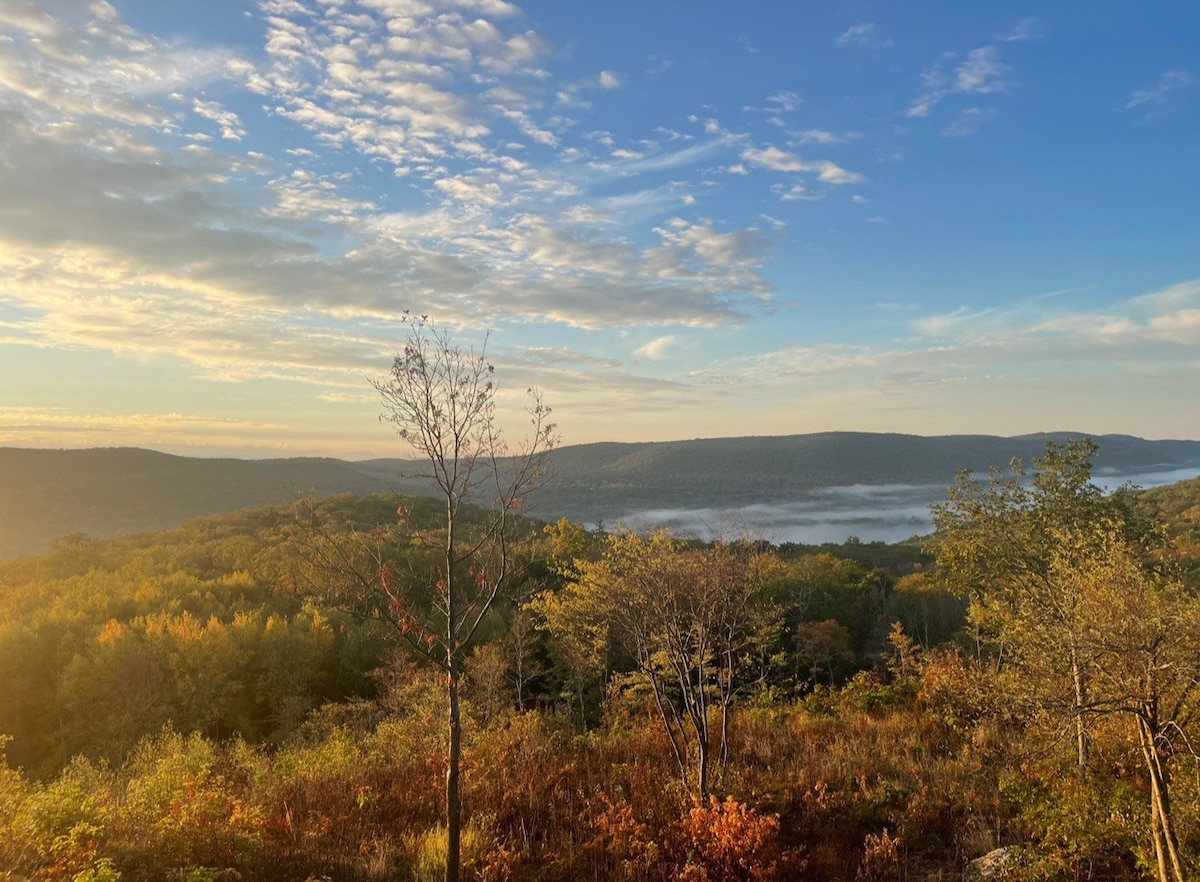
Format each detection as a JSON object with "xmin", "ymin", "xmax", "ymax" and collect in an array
[
  {"xmin": 932, "ymin": 439, "xmax": 1120, "ymax": 772},
  {"xmin": 933, "ymin": 440, "xmax": 1200, "ymax": 882},
  {"xmin": 290, "ymin": 316, "xmax": 557, "ymax": 882},
  {"xmin": 537, "ymin": 531, "xmax": 778, "ymax": 797}
]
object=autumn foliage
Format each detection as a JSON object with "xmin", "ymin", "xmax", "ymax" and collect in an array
[{"xmin": 5, "ymin": 453, "xmax": 1200, "ymax": 880}]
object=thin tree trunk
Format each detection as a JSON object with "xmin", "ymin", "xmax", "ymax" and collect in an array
[
  {"xmin": 1139, "ymin": 715, "xmax": 1186, "ymax": 882},
  {"xmin": 644, "ymin": 657, "xmax": 689, "ymax": 782},
  {"xmin": 1152, "ymin": 744, "xmax": 1186, "ymax": 882},
  {"xmin": 719, "ymin": 645, "xmax": 735, "ymax": 770},
  {"xmin": 444, "ymin": 506, "xmax": 461, "ymax": 882},
  {"xmin": 1151, "ymin": 795, "xmax": 1170, "ymax": 882},
  {"xmin": 446, "ymin": 660, "xmax": 462, "ymax": 882},
  {"xmin": 695, "ymin": 656, "xmax": 710, "ymax": 798},
  {"xmin": 1069, "ymin": 642, "xmax": 1089, "ymax": 774},
  {"xmin": 1141, "ymin": 719, "xmax": 1170, "ymax": 882},
  {"xmin": 1160, "ymin": 770, "xmax": 1185, "ymax": 882},
  {"xmin": 719, "ymin": 700, "xmax": 731, "ymax": 769},
  {"xmin": 514, "ymin": 651, "xmax": 525, "ymax": 712}
]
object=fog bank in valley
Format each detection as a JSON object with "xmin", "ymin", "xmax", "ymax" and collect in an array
[{"xmin": 618, "ymin": 467, "xmax": 1200, "ymax": 545}]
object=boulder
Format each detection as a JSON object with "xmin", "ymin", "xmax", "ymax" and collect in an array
[{"xmin": 963, "ymin": 847, "xmax": 1018, "ymax": 881}]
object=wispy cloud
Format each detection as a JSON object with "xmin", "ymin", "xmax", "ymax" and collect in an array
[
  {"xmin": 741, "ymin": 146, "xmax": 865, "ymax": 185},
  {"xmin": 1125, "ymin": 69, "xmax": 1196, "ymax": 116},
  {"xmin": 794, "ymin": 129, "xmax": 861, "ymax": 146},
  {"xmin": 681, "ymin": 280, "xmax": 1200, "ymax": 437},
  {"xmin": 912, "ymin": 280, "xmax": 1200, "ymax": 350},
  {"xmin": 998, "ymin": 17, "xmax": 1042, "ymax": 43},
  {"xmin": 835, "ymin": 23, "xmax": 892, "ymax": 51},
  {"xmin": 634, "ymin": 335, "xmax": 677, "ymax": 360},
  {"xmin": 191, "ymin": 98, "xmax": 246, "ymax": 141},
  {"xmin": 0, "ymin": 0, "xmax": 810, "ymax": 391},
  {"xmin": 742, "ymin": 90, "xmax": 803, "ymax": 128},
  {"xmin": 954, "ymin": 47, "xmax": 1007, "ymax": 93},
  {"xmin": 940, "ymin": 106, "xmax": 998, "ymax": 138},
  {"xmin": 907, "ymin": 34, "xmax": 1016, "ymax": 120}
]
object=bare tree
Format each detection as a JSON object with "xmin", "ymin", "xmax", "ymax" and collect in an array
[{"xmin": 294, "ymin": 317, "xmax": 556, "ymax": 882}]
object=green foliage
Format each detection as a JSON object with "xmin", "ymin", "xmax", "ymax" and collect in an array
[
  {"xmin": 931, "ymin": 439, "xmax": 1200, "ymax": 882},
  {"xmin": 6, "ymin": 432, "xmax": 1196, "ymax": 558},
  {"xmin": 0, "ymin": 497, "xmax": 413, "ymax": 773},
  {"xmin": 540, "ymin": 531, "xmax": 783, "ymax": 794},
  {"xmin": 5, "ymin": 445, "xmax": 1200, "ymax": 880},
  {"xmin": 1136, "ymin": 473, "xmax": 1200, "ymax": 581}
]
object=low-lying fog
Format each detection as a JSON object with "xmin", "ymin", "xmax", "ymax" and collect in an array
[{"xmin": 617, "ymin": 466, "xmax": 1200, "ymax": 545}]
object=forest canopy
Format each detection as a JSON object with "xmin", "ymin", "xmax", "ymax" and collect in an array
[{"xmin": 1, "ymin": 446, "xmax": 1200, "ymax": 881}]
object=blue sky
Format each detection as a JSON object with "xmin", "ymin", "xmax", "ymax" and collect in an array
[{"xmin": 0, "ymin": 0, "xmax": 1197, "ymax": 457}]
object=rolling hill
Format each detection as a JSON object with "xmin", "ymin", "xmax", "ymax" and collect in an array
[{"xmin": 3, "ymin": 431, "xmax": 1200, "ymax": 557}]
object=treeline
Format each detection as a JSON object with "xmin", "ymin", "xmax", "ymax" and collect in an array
[
  {"xmin": 2, "ymin": 446, "xmax": 1200, "ymax": 880},
  {"xmin": 0, "ymin": 495, "xmax": 939, "ymax": 777}
]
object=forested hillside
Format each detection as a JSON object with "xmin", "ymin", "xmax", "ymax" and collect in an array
[
  {"xmin": 0, "ymin": 448, "xmax": 390, "ymax": 559},
  {"xmin": 3, "ymin": 443, "xmax": 1200, "ymax": 881},
  {"xmin": 1139, "ymin": 473, "xmax": 1200, "ymax": 560},
  {"xmin": 4, "ymin": 431, "xmax": 1200, "ymax": 557},
  {"xmin": 509, "ymin": 430, "xmax": 1200, "ymax": 522}
]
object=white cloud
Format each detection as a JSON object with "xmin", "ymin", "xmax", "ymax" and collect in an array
[
  {"xmin": 741, "ymin": 147, "xmax": 864, "ymax": 184},
  {"xmin": 999, "ymin": 17, "xmax": 1041, "ymax": 42},
  {"xmin": 795, "ymin": 129, "xmax": 860, "ymax": 146},
  {"xmin": 772, "ymin": 183, "xmax": 813, "ymax": 202},
  {"xmin": 940, "ymin": 106, "xmax": 998, "ymax": 138},
  {"xmin": 769, "ymin": 90, "xmax": 802, "ymax": 112},
  {"xmin": 616, "ymin": 136, "xmax": 738, "ymax": 174},
  {"xmin": 955, "ymin": 47, "xmax": 1007, "ymax": 94},
  {"xmin": 1125, "ymin": 69, "xmax": 1196, "ymax": 112},
  {"xmin": 634, "ymin": 335, "xmax": 676, "ymax": 360},
  {"xmin": 908, "ymin": 35, "xmax": 1015, "ymax": 119},
  {"xmin": 192, "ymin": 98, "xmax": 247, "ymax": 141},
  {"xmin": 743, "ymin": 91, "xmax": 802, "ymax": 128},
  {"xmin": 913, "ymin": 280, "xmax": 1200, "ymax": 350},
  {"xmin": 835, "ymin": 22, "xmax": 891, "ymax": 50},
  {"xmin": 267, "ymin": 170, "xmax": 378, "ymax": 221},
  {"xmin": 557, "ymin": 69, "xmax": 624, "ymax": 106}
]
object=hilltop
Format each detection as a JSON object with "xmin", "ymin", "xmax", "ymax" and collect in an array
[{"xmin": 3, "ymin": 431, "xmax": 1200, "ymax": 557}]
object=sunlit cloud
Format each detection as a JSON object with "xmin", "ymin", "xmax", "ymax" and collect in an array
[
  {"xmin": 634, "ymin": 335, "xmax": 677, "ymax": 360},
  {"xmin": 0, "ymin": 2, "xmax": 1193, "ymax": 454},
  {"xmin": 740, "ymin": 147, "xmax": 864, "ymax": 184}
]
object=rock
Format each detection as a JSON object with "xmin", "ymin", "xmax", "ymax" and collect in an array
[{"xmin": 963, "ymin": 847, "xmax": 1018, "ymax": 881}]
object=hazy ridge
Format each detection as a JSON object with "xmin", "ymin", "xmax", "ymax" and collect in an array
[{"xmin": 3, "ymin": 431, "xmax": 1200, "ymax": 557}]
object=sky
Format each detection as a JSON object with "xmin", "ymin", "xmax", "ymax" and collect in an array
[{"xmin": 0, "ymin": 0, "xmax": 1197, "ymax": 458}]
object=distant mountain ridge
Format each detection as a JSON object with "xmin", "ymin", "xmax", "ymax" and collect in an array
[{"xmin": 3, "ymin": 432, "xmax": 1200, "ymax": 558}]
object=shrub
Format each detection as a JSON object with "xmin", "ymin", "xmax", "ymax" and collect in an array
[{"xmin": 676, "ymin": 796, "xmax": 801, "ymax": 882}]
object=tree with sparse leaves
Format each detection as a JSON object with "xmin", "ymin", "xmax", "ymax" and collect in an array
[
  {"xmin": 931, "ymin": 439, "xmax": 1121, "ymax": 773},
  {"xmin": 932, "ymin": 439, "xmax": 1200, "ymax": 882},
  {"xmin": 538, "ymin": 531, "xmax": 778, "ymax": 797},
  {"xmin": 292, "ymin": 316, "xmax": 556, "ymax": 882}
]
